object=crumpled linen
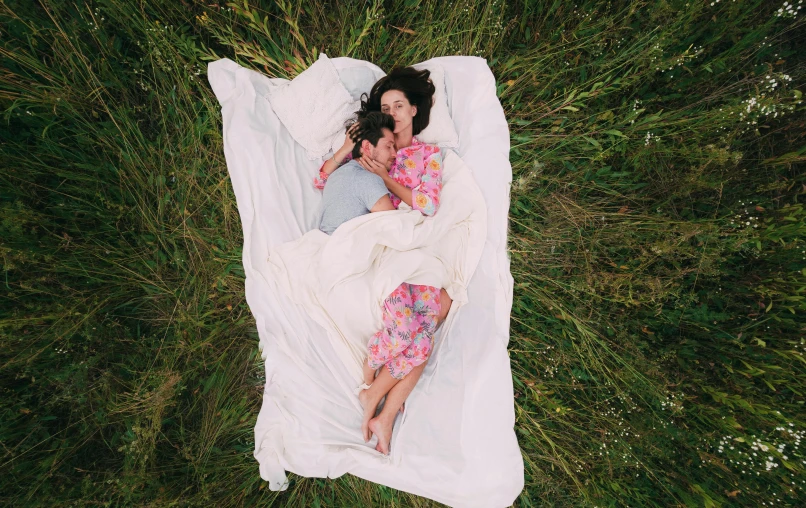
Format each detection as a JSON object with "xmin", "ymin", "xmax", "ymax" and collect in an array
[
  {"xmin": 208, "ymin": 55, "xmax": 524, "ymax": 508},
  {"xmin": 267, "ymin": 151, "xmax": 486, "ymax": 379}
]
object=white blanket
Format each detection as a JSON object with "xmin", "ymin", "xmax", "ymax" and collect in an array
[
  {"xmin": 209, "ymin": 56, "xmax": 523, "ymax": 507},
  {"xmin": 268, "ymin": 151, "xmax": 486, "ymax": 378}
]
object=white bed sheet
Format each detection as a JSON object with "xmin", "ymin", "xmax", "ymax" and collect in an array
[{"xmin": 209, "ymin": 55, "xmax": 523, "ymax": 507}]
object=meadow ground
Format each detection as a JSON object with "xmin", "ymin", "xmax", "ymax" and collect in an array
[{"xmin": 1, "ymin": 0, "xmax": 805, "ymax": 506}]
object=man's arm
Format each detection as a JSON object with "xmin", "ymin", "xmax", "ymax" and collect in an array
[{"xmin": 370, "ymin": 195, "xmax": 396, "ymax": 212}]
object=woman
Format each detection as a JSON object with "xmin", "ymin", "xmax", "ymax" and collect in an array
[{"xmin": 313, "ymin": 67, "xmax": 453, "ymax": 454}]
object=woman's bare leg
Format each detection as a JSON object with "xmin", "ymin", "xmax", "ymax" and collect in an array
[
  {"xmin": 361, "ymin": 289, "xmax": 452, "ymax": 449},
  {"xmin": 358, "ymin": 365, "xmax": 400, "ymax": 442},
  {"xmin": 368, "ymin": 360, "xmax": 427, "ymax": 454},
  {"xmin": 362, "ymin": 360, "xmax": 377, "ymax": 387},
  {"xmin": 368, "ymin": 289, "xmax": 452, "ymax": 451}
]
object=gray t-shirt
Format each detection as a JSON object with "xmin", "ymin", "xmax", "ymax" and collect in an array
[{"xmin": 319, "ymin": 160, "xmax": 389, "ymax": 235}]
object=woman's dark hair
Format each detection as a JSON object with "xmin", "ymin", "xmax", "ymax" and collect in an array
[
  {"xmin": 347, "ymin": 111, "xmax": 395, "ymax": 159},
  {"xmin": 357, "ymin": 67, "xmax": 435, "ymax": 135}
]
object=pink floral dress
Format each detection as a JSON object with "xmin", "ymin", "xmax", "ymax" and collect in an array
[
  {"xmin": 366, "ymin": 284, "xmax": 440, "ymax": 378},
  {"xmin": 314, "ymin": 137, "xmax": 444, "ymax": 379}
]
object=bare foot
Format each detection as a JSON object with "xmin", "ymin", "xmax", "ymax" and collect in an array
[
  {"xmin": 368, "ymin": 414, "xmax": 395, "ymax": 455},
  {"xmin": 358, "ymin": 389, "xmax": 379, "ymax": 442}
]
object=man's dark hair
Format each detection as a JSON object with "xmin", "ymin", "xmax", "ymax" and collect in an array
[
  {"xmin": 357, "ymin": 67, "xmax": 435, "ymax": 135},
  {"xmin": 348, "ymin": 111, "xmax": 395, "ymax": 159}
]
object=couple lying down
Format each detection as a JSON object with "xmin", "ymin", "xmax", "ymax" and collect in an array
[{"xmin": 313, "ymin": 67, "xmax": 453, "ymax": 456}]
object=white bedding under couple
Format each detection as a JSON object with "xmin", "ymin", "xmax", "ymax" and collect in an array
[{"xmin": 208, "ymin": 55, "xmax": 523, "ymax": 507}]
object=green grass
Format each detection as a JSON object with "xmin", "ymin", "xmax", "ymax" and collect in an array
[{"xmin": 1, "ymin": 0, "xmax": 805, "ymax": 506}]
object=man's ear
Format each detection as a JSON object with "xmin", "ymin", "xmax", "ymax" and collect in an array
[{"xmin": 360, "ymin": 139, "xmax": 372, "ymax": 157}]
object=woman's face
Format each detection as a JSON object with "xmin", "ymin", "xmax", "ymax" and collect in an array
[{"xmin": 380, "ymin": 90, "xmax": 417, "ymax": 135}]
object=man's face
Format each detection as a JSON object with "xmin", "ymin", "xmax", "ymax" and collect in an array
[{"xmin": 368, "ymin": 128, "xmax": 396, "ymax": 170}]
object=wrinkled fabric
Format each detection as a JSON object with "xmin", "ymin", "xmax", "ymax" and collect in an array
[
  {"xmin": 267, "ymin": 149, "xmax": 485, "ymax": 380},
  {"xmin": 208, "ymin": 55, "xmax": 524, "ymax": 508}
]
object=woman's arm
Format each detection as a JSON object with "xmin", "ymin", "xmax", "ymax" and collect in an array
[
  {"xmin": 321, "ymin": 145, "xmax": 354, "ymax": 177},
  {"xmin": 410, "ymin": 150, "xmax": 443, "ymax": 216},
  {"xmin": 357, "ymin": 148, "xmax": 443, "ymax": 214},
  {"xmin": 356, "ymin": 157, "xmax": 414, "ymax": 207},
  {"xmin": 312, "ymin": 126, "xmax": 357, "ymax": 189},
  {"xmin": 381, "ymin": 175, "xmax": 413, "ymax": 207}
]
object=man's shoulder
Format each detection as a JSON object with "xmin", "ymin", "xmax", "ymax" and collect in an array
[
  {"xmin": 343, "ymin": 161, "xmax": 384, "ymax": 183},
  {"xmin": 338, "ymin": 160, "xmax": 362, "ymax": 173}
]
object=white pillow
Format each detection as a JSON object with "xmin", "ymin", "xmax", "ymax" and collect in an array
[
  {"xmin": 267, "ymin": 54, "xmax": 359, "ymax": 160},
  {"xmin": 332, "ymin": 57, "xmax": 386, "ymax": 102},
  {"xmin": 327, "ymin": 59, "xmax": 386, "ymax": 154},
  {"xmin": 412, "ymin": 62, "xmax": 460, "ymax": 149}
]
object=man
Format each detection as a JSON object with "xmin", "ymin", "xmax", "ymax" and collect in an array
[{"xmin": 319, "ymin": 112, "xmax": 397, "ymax": 235}]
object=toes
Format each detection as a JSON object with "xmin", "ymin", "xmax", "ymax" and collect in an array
[{"xmin": 368, "ymin": 418, "xmax": 391, "ymax": 455}]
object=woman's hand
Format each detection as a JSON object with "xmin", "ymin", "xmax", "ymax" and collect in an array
[
  {"xmin": 359, "ymin": 156, "xmax": 414, "ymax": 207},
  {"xmin": 320, "ymin": 124, "xmax": 359, "ymax": 178},
  {"xmin": 357, "ymin": 156, "xmax": 390, "ymax": 179},
  {"xmin": 338, "ymin": 122, "xmax": 359, "ymax": 156}
]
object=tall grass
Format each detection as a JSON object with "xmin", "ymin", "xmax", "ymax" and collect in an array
[{"xmin": 1, "ymin": 0, "xmax": 804, "ymax": 506}]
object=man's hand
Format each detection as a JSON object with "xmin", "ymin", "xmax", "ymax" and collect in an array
[{"xmin": 357, "ymin": 156, "xmax": 389, "ymax": 179}]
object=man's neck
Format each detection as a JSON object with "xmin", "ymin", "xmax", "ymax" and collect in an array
[{"xmin": 355, "ymin": 156, "xmax": 375, "ymax": 172}]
